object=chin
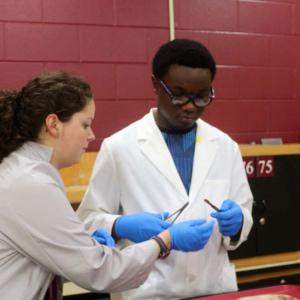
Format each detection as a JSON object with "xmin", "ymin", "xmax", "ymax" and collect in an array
[
  {"xmin": 73, "ymin": 156, "xmax": 82, "ymax": 165},
  {"xmin": 64, "ymin": 156, "xmax": 81, "ymax": 168},
  {"xmin": 176, "ymin": 119, "xmax": 196, "ymax": 130}
]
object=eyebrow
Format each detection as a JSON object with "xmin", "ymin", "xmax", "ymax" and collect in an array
[{"xmin": 171, "ymin": 85, "xmax": 211, "ymax": 95}]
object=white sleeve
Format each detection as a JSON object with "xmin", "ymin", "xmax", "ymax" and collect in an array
[
  {"xmin": 77, "ymin": 139, "xmax": 121, "ymax": 233},
  {"xmin": 223, "ymin": 142, "xmax": 254, "ymax": 250},
  {"xmin": 7, "ymin": 178, "xmax": 158, "ymax": 292}
]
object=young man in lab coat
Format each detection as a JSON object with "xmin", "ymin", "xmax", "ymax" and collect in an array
[{"xmin": 78, "ymin": 39, "xmax": 253, "ymax": 300}]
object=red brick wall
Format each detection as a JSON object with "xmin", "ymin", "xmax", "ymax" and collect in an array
[{"xmin": 1, "ymin": 0, "xmax": 299, "ymax": 149}]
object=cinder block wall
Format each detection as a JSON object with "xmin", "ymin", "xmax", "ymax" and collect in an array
[{"xmin": 1, "ymin": 0, "xmax": 299, "ymax": 149}]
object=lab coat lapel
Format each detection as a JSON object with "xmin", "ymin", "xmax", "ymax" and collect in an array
[
  {"xmin": 189, "ymin": 120, "xmax": 218, "ymax": 203},
  {"xmin": 137, "ymin": 110, "xmax": 187, "ymax": 199}
]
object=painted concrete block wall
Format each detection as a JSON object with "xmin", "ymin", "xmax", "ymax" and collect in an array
[
  {"xmin": 0, "ymin": 0, "xmax": 299, "ymax": 149},
  {"xmin": 175, "ymin": 0, "xmax": 300, "ymax": 143}
]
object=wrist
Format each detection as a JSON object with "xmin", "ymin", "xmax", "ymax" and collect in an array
[
  {"xmin": 112, "ymin": 217, "xmax": 121, "ymax": 240},
  {"xmin": 158, "ymin": 230, "xmax": 171, "ymax": 249},
  {"xmin": 229, "ymin": 216, "xmax": 244, "ymax": 245},
  {"xmin": 152, "ymin": 230, "xmax": 171, "ymax": 259},
  {"xmin": 152, "ymin": 236, "xmax": 170, "ymax": 259}
]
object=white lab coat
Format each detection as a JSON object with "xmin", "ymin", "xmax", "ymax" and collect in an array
[
  {"xmin": 0, "ymin": 142, "xmax": 158, "ymax": 300},
  {"xmin": 78, "ymin": 108, "xmax": 253, "ymax": 300}
]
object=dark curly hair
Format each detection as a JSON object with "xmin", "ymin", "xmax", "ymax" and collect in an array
[
  {"xmin": 152, "ymin": 38, "xmax": 216, "ymax": 80},
  {"xmin": 0, "ymin": 70, "xmax": 92, "ymax": 163}
]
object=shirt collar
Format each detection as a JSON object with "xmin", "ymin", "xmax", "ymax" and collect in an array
[{"xmin": 18, "ymin": 142, "xmax": 53, "ymax": 163}]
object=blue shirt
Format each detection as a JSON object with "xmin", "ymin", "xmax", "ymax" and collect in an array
[{"xmin": 161, "ymin": 126, "xmax": 197, "ymax": 194}]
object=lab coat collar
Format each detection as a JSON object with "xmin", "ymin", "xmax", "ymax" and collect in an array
[
  {"xmin": 17, "ymin": 141, "xmax": 53, "ymax": 163},
  {"xmin": 137, "ymin": 108, "xmax": 219, "ymax": 201},
  {"xmin": 188, "ymin": 122, "xmax": 219, "ymax": 202},
  {"xmin": 137, "ymin": 109, "xmax": 187, "ymax": 199}
]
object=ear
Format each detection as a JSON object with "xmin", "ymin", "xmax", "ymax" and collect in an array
[
  {"xmin": 151, "ymin": 74, "xmax": 159, "ymax": 95},
  {"xmin": 44, "ymin": 114, "xmax": 60, "ymax": 137}
]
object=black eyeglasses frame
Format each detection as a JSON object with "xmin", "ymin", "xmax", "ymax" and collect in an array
[{"xmin": 157, "ymin": 77, "xmax": 215, "ymax": 108}]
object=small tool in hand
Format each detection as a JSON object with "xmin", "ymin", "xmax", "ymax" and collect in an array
[
  {"xmin": 204, "ymin": 199, "xmax": 220, "ymax": 211},
  {"xmin": 165, "ymin": 201, "xmax": 189, "ymax": 224}
]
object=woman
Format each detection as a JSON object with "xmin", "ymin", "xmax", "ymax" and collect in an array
[{"xmin": 0, "ymin": 71, "xmax": 213, "ymax": 300}]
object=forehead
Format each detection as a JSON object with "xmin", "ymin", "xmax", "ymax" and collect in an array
[
  {"xmin": 164, "ymin": 64, "xmax": 212, "ymax": 87},
  {"xmin": 71, "ymin": 99, "xmax": 95, "ymax": 120}
]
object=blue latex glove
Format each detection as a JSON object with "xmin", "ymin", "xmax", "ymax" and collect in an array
[
  {"xmin": 92, "ymin": 229, "xmax": 116, "ymax": 248},
  {"xmin": 169, "ymin": 219, "xmax": 214, "ymax": 251},
  {"xmin": 115, "ymin": 212, "xmax": 170, "ymax": 243},
  {"xmin": 211, "ymin": 199, "xmax": 243, "ymax": 237}
]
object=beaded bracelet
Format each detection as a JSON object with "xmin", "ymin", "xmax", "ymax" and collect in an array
[{"xmin": 152, "ymin": 236, "xmax": 170, "ymax": 259}]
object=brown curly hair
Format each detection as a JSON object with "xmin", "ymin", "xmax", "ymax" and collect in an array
[{"xmin": 0, "ymin": 71, "xmax": 92, "ymax": 163}]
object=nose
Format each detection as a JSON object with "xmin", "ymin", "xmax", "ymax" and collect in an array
[
  {"xmin": 88, "ymin": 128, "xmax": 96, "ymax": 142},
  {"xmin": 181, "ymin": 99, "xmax": 197, "ymax": 112}
]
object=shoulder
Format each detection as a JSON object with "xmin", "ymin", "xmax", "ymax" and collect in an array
[
  {"xmin": 102, "ymin": 112, "xmax": 150, "ymax": 146},
  {"xmin": 197, "ymin": 119, "xmax": 240, "ymax": 155},
  {"xmin": 0, "ymin": 161, "xmax": 66, "ymax": 218},
  {"xmin": 0, "ymin": 154, "xmax": 63, "ymax": 194}
]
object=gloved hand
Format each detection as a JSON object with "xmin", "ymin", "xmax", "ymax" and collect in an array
[
  {"xmin": 211, "ymin": 199, "xmax": 243, "ymax": 237},
  {"xmin": 92, "ymin": 229, "xmax": 116, "ymax": 248},
  {"xmin": 115, "ymin": 212, "xmax": 170, "ymax": 243},
  {"xmin": 168, "ymin": 219, "xmax": 214, "ymax": 251}
]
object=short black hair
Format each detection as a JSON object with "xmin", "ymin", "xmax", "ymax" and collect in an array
[{"xmin": 152, "ymin": 38, "xmax": 216, "ymax": 80}]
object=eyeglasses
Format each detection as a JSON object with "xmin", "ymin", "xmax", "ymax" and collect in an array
[{"xmin": 158, "ymin": 78, "xmax": 215, "ymax": 108}]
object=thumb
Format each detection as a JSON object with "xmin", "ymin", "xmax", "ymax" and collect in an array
[
  {"xmin": 185, "ymin": 219, "xmax": 206, "ymax": 227},
  {"xmin": 198, "ymin": 220, "xmax": 215, "ymax": 236},
  {"xmin": 161, "ymin": 211, "xmax": 169, "ymax": 220},
  {"xmin": 152, "ymin": 211, "xmax": 169, "ymax": 220},
  {"xmin": 106, "ymin": 238, "xmax": 116, "ymax": 248},
  {"xmin": 210, "ymin": 211, "xmax": 219, "ymax": 219},
  {"xmin": 220, "ymin": 199, "xmax": 233, "ymax": 210},
  {"xmin": 205, "ymin": 220, "xmax": 215, "ymax": 228},
  {"xmin": 94, "ymin": 237, "xmax": 105, "ymax": 243},
  {"xmin": 161, "ymin": 221, "xmax": 171, "ymax": 229}
]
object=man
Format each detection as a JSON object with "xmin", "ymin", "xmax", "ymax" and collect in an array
[{"xmin": 78, "ymin": 39, "xmax": 253, "ymax": 300}]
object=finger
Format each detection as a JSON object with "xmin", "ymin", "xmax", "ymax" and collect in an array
[
  {"xmin": 106, "ymin": 238, "xmax": 116, "ymax": 247},
  {"xmin": 219, "ymin": 228, "xmax": 233, "ymax": 236},
  {"xmin": 220, "ymin": 199, "xmax": 234, "ymax": 210},
  {"xmin": 160, "ymin": 221, "xmax": 171, "ymax": 229},
  {"xmin": 201, "ymin": 220, "xmax": 215, "ymax": 232},
  {"xmin": 92, "ymin": 229, "xmax": 105, "ymax": 237},
  {"xmin": 171, "ymin": 219, "xmax": 205, "ymax": 227},
  {"xmin": 187, "ymin": 219, "xmax": 206, "ymax": 226},
  {"xmin": 198, "ymin": 223, "xmax": 214, "ymax": 246},
  {"xmin": 195, "ymin": 221, "xmax": 214, "ymax": 238},
  {"xmin": 220, "ymin": 220, "xmax": 241, "ymax": 231},
  {"xmin": 202, "ymin": 231, "xmax": 213, "ymax": 244},
  {"xmin": 210, "ymin": 211, "xmax": 218, "ymax": 219},
  {"xmin": 100, "ymin": 232, "xmax": 110, "ymax": 238},
  {"xmin": 219, "ymin": 224, "xmax": 234, "ymax": 233},
  {"xmin": 151, "ymin": 212, "xmax": 169, "ymax": 220},
  {"xmin": 94, "ymin": 237, "xmax": 105, "ymax": 244},
  {"xmin": 219, "ymin": 216, "xmax": 240, "ymax": 226},
  {"xmin": 161, "ymin": 211, "xmax": 169, "ymax": 220},
  {"xmin": 211, "ymin": 210, "xmax": 234, "ymax": 221}
]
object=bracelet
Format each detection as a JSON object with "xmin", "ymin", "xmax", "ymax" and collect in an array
[
  {"xmin": 151, "ymin": 236, "xmax": 170, "ymax": 259},
  {"xmin": 111, "ymin": 219, "xmax": 119, "ymax": 240}
]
